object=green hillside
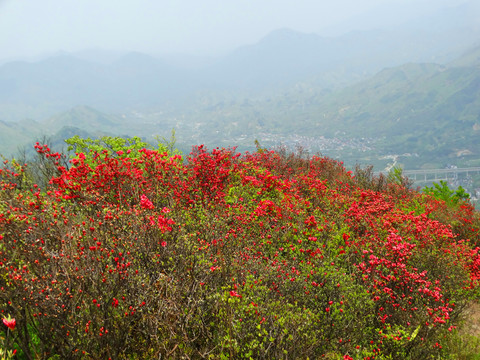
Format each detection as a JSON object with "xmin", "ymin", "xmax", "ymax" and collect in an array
[
  {"xmin": 0, "ymin": 119, "xmax": 42, "ymax": 157},
  {"xmin": 317, "ymin": 63, "xmax": 480, "ymax": 156},
  {"xmin": 191, "ymin": 48, "xmax": 480, "ymax": 169}
]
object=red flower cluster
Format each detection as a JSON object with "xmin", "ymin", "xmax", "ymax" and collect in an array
[
  {"xmin": 230, "ymin": 290, "xmax": 242, "ymax": 298},
  {"xmin": 140, "ymin": 194, "xmax": 154, "ymax": 210},
  {"xmin": 0, "ymin": 142, "xmax": 478, "ymax": 359}
]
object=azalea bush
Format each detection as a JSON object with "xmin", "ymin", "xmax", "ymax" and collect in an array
[{"xmin": 0, "ymin": 140, "xmax": 479, "ymax": 359}]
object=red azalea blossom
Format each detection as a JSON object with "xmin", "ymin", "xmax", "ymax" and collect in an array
[
  {"xmin": 140, "ymin": 194, "xmax": 154, "ymax": 210},
  {"xmin": 230, "ymin": 290, "xmax": 242, "ymax": 298},
  {"xmin": 3, "ymin": 317, "xmax": 16, "ymax": 330}
]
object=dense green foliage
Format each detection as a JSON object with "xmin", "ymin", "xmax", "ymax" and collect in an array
[
  {"xmin": 0, "ymin": 139, "xmax": 479, "ymax": 359},
  {"xmin": 423, "ymin": 180, "xmax": 470, "ymax": 207}
]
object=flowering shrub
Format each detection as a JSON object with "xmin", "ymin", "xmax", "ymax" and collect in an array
[
  {"xmin": 0, "ymin": 141, "xmax": 479, "ymax": 359},
  {"xmin": 0, "ymin": 315, "xmax": 16, "ymax": 359}
]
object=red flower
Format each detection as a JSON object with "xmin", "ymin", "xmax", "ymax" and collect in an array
[
  {"xmin": 140, "ymin": 194, "xmax": 154, "ymax": 210},
  {"xmin": 230, "ymin": 290, "xmax": 242, "ymax": 298},
  {"xmin": 3, "ymin": 317, "xmax": 15, "ymax": 330}
]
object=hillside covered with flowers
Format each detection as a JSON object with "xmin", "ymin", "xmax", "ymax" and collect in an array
[{"xmin": 0, "ymin": 138, "xmax": 479, "ymax": 359}]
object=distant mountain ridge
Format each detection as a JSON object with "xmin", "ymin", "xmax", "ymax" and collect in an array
[
  {"xmin": 0, "ymin": 0, "xmax": 479, "ymax": 122},
  {"xmin": 1, "ymin": 42, "xmax": 479, "ymax": 171}
]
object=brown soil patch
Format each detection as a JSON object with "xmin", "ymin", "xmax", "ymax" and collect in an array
[{"xmin": 462, "ymin": 302, "xmax": 480, "ymax": 337}]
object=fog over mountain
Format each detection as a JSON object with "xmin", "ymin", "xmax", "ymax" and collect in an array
[
  {"xmin": 0, "ymin": 0, "xmax": 475, "ymax": 62},
  {"xmin": 0, "ymin": 0, "xmax": 478, "ymax": 121}
]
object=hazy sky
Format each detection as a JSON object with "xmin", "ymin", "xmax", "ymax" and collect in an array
[{"xmin": 0, "ymin": 0, "xmax": 471, "ymax": 60}]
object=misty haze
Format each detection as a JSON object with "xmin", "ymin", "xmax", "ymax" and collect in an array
[{"xmin": 1, "ymin": 1, "xmax": 480, "ymax": 359}]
